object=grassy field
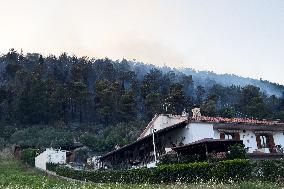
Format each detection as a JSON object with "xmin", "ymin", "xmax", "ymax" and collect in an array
[{"xmin": 0, "ymin": 150, "xmax": 282, "ymax": 189}]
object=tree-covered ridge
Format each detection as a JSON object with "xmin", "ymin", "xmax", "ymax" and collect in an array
[{"xmin": 0, "ymin": 49, "xmax": 283, "ymax": 152}]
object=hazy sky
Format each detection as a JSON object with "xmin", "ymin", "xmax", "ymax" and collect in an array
[{"xmin": 0, "ymin": 0, "xmax": 283, "ymax": 84}]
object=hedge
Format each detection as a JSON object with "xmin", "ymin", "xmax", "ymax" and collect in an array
[
  {"xmin": 52, "ymin": 159, "xmax": 252, "ymax": 183},
  {"xmin": 21, "ymin": 148, "xmax": 37, "ymax": 167},
  {"xmin": 213, "ymin": 159, "xmax": 252, "ymax": 181},
  {"xmin": 252, "ymin": 160, "xmax": 284, "ymax": 182},
  {"xmin": 155, "ymin": 162, "xmax": 211, "ymax": 183},
  {"xmin": 46, "ymin": 162, "xmax": 59, "ymax": 172}
]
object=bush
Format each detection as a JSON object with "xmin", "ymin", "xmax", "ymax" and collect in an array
[
  {"xmin": 156, "ymin": 162, "xmax": 211, "ymax": 183},
  {"xmin": 55, "ymin": 166, "xmax": 154, "ymax": 183},
  {"xmin": 252, "ymin": 160, "xmax": 284, "ymax": 182},
  {"xmin": 227, "ymin": 144, "xmax": 248, "ymax": 160},
  {"xmin": 46, "ymin": 162, "xmax": 59, "ymax": 172},
  {"xmin": 213, "ymin": 159, "xmax": 252, "ymax": 181},
  {"xmin": 54, "ymin": 159, "xmax": 284, "ymax": 184},
  {"xmin": 0, "ymin": 138, "xmax": 7, "ymax": 150},
  {"xmin": 158, "ymin": 153, "xmax": 202, "ymax": 165},
  {"xmin": 54, "ymin": 159, "xmax": 253, "ymax": 184},
  {"xmin": 20, "ymin": 148, "xmax": 37, "ymax": 166}
]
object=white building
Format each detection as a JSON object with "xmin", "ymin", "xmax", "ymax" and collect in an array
[
  {"xmin": 99, "ymin": 112, "xmax": 284, "ymax": 169},
  {"xmin": 141, "ymin": 114, "xmax": 284, "ymax": 154},
  {"xmin": 35, "ymin": 148, "xmax": 67, "ymax": 170}
]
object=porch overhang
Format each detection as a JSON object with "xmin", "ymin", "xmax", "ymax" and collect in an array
[{"xmin": 172, "ymin": 139, "xmax": 243, "ymax": 156}]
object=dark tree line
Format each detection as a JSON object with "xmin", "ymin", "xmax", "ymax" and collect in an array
[{"xmin": 0, "ymin": 49, "xmax": 283, "ymax": 152}]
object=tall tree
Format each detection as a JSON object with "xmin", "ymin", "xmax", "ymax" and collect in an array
[{"xmin": 165, "ymin": 83, "xmax": 186, "ymax": 114}]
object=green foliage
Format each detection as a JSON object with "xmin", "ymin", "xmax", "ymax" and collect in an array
[
  {"xmin": 165, "ymin": 83, "xmax": 187, "ymax": 114},
  {"xmin": 46, "ymin": 162, "xmax": 59, "ymax": 172},
  {"xmin": 158, "ymin": 154, "xmax": 202, "ymax": 165},
  {"xmin": 0, "ymin": 138, "xmax": 7, "ymax": 150},
  {"xmin": 156, "ymin": 162, "xmax": 211, "ymax": 183},
  {"xmin": 10, "ymin": 126, "xmax": 74, "ymax": 149},
  {"xmin": 80, "ymin": 133, "xmax": 105, "ymax": 152},
  {"xmin": 118, "ymin": 91, "xmax": 137, "ymax": 121},
  {"xmin": 219, "ymin": 107, "xmax": 236, "ymax": 118},
  {"xmin": 0, "ymin": 50, "xmax": 282, "ymax": 127},
  {"xmin": 227, "ymin": 144, "xmax": 248, "ymax": 160},
  {"xmin": 145, "ymin": 92, "xmax": 162, "ymax": 118},
  {"xmin": 55, "ymin": 159, "xmax": 253, "ymax": 184},
  {"xmin": 213, "ymin": 159, "xmax": 252, "ymax": 181},
  {"xmin": 201, "ymin": 99, "xmax": 217, "ymax": 117},
  {"xmin": 20, "ymin": 148, "xmax": 37, "ymax": 166},
  {"xmin": 73, "ymin": 147, "xmax": 89, "ymax": 163},
  {"xmin": 0, "ymin": 50, "xmax": 283, "ymax": 154},
  {"xmin": 0, "ymin": 158, "xmax": 282, "ymax": 188},
  {"xmin": 252, "ymin": 160, "xmax": 284, "ymax": 182},
  {"xmin": 278, "ymin": 111, "xmax": 284, "ymax": 121}
]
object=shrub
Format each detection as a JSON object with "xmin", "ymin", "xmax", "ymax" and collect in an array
[
  {"xmin": 213, "ymin": 159, "xmax": 252, "ymax": 181},
  {"xmin": 20, "ymin": 148, "xmax": 37, "ymax": 166},
  {"xmin": 158, "ymin": 153, "xmax": 202, "ymax": 165},
  {"xmin": 0, "ymin": 138, "xmax": 7, "ymax": 150},
  {"xmin": 46, "ymin": 162, "xmax": 59, "ymax": 172},
  {"xmin": 252, "ymin": 160, "xmax": 284, "ymax": 182},
  {"xmin": 55, "ymin": 166, "xmax": 154, "ymax": 183},
  {"xmin": 54, "ymin": 161, "xmax": 227, "ymax": 183},
  {"xmin": 156, "ymin": 162, "xmax": 211, "ymax": 183},
  {"xmin": 227, "ymin": 144, "xmax": 248, "ymax": 160},
  {"xmin": 53, "ymin": 159, "xmax": 284, "ymax": 184}
]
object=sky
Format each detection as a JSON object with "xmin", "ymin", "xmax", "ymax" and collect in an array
[{"xmin": 0, "ymin": 0, "xmax": 283, "ymax": 84}]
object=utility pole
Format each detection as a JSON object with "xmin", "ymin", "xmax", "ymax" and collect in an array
[{"xmin": 152, "ymin": 127, "xmax": 157, "ymax": 164}]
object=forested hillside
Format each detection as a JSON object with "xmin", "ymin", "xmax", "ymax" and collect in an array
[{"xmin": 0, "ymin": 49, "xmax": 283, "ymax": 153}]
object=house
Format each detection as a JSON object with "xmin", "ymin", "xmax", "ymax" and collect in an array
[
  {"xmin": 35, "ymin": 148, "xmax": 67, "ymax": 170},
  {"xmin": 98, "ymin": 110, "xmax": 284, "ymax": 169}
]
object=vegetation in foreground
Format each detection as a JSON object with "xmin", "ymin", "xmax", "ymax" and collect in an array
[{"xmin": 0, "ymin": 149, "xmax": 282, "ymax": 189}]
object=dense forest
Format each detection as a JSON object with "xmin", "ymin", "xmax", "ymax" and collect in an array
[{"xmin": 0, "ymin": 49, "xmax": 283, "ymax": 153}]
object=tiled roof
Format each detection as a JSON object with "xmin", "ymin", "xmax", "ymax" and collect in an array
[{"xmin": 191, "ymin": 116, "xmax": 284, "ymax": 126}]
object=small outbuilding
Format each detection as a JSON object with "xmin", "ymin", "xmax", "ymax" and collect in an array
[{"xmin": 35, "ymin": 148, "xmax": 67, "ymax": 170}]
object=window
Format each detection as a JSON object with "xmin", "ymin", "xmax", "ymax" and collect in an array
[
  {"xmin": 257, "ymin": 135, "xmax": 269, "ymax": 148},
  {"xmin": 260, "ymin": 135, "xmax": 266, "ymax": 148},
  {"xmin": 225, "ymin": 133, "xmax": 233, "ymax": 139},
  {"xmin": 260, "ymin": 135, "xmax": 270, "ymax": 148},
  {"xmin": 256, "ymin": 134, "xmax": 276, "ymax": 152},
  {"xmin": 220, "ymin": 132, "xmax": 239, "ymax": 140}
]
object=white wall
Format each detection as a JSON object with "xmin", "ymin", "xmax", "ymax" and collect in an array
[
  {"xmin": 274, "ymin": 132, "xmax": 284, "ymax": 148},
  {"xmin": 162, "ymin": 122, "xmax": 214, "ymax": 148},
  {"xmin": 164, "ymin": 127, "xmax": 189, "ymax": 147},
  {"xmin": 214, "ymin": 130, "xmax": 258, "ymax": 153},
  {"xmin": 35, "ymin": 148, "xmax": 66, "ymax": 170},
  {"xmin": 239, "ymin": 130, "xmax": 258, "ymax": 153},
  {"xmin": 143, "ymin": 114, "xmax": 187, "ymax": 137},
  {"xmin": 187, "ymin": 123, "xmax": 214, "ymax": 143},
  {"xmin": 214, "ymin": 129, "xmax": 284, "ymax": 153}
]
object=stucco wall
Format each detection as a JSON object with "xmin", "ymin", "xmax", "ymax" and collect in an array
[
  {"xmin": 164, "ymin": 127, "xmax": 188, "ymax": 148},
  {"xmin": 274, "ymin": 132, "xmax": 284, "ymax": 147},
  {"xmin": 188, "ymin": 123, "xmax": 214, "ymax": 143},
  {"xmin": 143, "ymin": 114, "xmax": 187, "ymax": 137},
  {"xmin": 240, "ymin": 130, "xmax": 258, "ymax": 153},
  {"xmin": 214, "ymin": 129, "xmax": 284, "ymax": 153},
  {"xmin": 162, "ymin": 122, "xmax": 214, "ymax": 148},
  {"xmin": 214, "ymin": 129, "xmax": 258, "ymax": 153},
  {"xmin": 35, "ymin": 149, "xmax": 66, "ymax": 170}
]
